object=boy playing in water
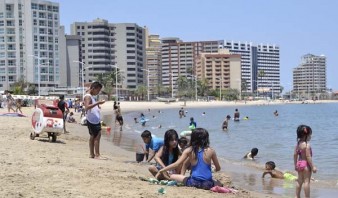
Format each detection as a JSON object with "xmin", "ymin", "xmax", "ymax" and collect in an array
[
  {"xmin": 243, "ymin": 148, "xmax": 259, "ymax": 160},
  {"xmin": 262, "ymin": 161, "xmax": 297, "ymax": 181},
  {"xmin": 141, "ymin": 130, "xmax": 164, "ymax": 162}
]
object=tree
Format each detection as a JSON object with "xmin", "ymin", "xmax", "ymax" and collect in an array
[
  {"xmin": 258, "ymin": 70, "xmax": 265, "ymax": 96},
  {"xmin": 176, "ymin": 76, "xmax": 189, "ymax": 98},
  {"xmin": 136, "ymin": 85, "xmax": 147, "ymax": 100},
  {"xmin": 199, "ymin": 78, "xmax": 209, "ymax": 96},
  {"xmin": 95, "ymin": 69, "xmax": 122, "ymax": 101},
  {"xmin": 11, "ymin": 76, "xmax": 28, "ymax": 94}
]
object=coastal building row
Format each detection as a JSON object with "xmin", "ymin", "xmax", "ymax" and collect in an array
[
  {"xmin": 0, "ymin": 0, "xmax": 282, "ymax": 100},
  {"xmin": 293, "ymin": 54, "xmax": 326, "ymax": 99}
]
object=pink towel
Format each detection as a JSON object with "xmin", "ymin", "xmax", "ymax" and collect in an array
[{"xmin": 210, "ymin": 186, "xmax": 236, "ymax": 193}]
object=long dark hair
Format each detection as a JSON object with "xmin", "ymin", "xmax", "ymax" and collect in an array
[
  {"xmin": 190, "ymin": 128, "xmax": 210, "ymax": 159},
  {"xmin": 296, "ymin": 124, "xmax": 312, "ymax": 144},
  {"xmin": 161, "ymin": 129, "xmax": 179, "ymax": 166}
]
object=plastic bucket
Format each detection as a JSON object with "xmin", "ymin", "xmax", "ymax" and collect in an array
[{"xmin": 136, "ymin": 153, "xmax": 145, "ymax": 162}]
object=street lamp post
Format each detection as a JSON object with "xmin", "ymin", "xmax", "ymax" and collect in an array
[
  {"xmin": 142, "ymin": 69, "xmax": 150, "ymax": 101},
  {"xmin": 29, "ymin": 55, "xmax": 42, "ymax": 97},
  {"xmin": 73, "ymin": 61, "xmax": 86, "ymax": 100}
]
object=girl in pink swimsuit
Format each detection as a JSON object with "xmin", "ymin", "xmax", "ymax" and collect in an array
[{"xmin": 294, "ymin": 125, "xmax": 317, "ymax": 198}]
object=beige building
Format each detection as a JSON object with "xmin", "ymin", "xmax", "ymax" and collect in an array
[
  {"xmin": 145, "ymin": 28, "xmax": 161, "ymax": 100},
  {"xmin": 293, "ymin": 54, "xmax": 326, "ymax": 99},
  {"xmin": 196, "ymin": 49, "xmax": 241, "ymax": 92}
]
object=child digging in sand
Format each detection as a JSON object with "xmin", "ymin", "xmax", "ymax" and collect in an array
[
  {"xmin": 141, "ymin": 130, "xmax": 164, "ymax": 162},
  {"xmin": 156, "ymin": 128, "xmax": 222, "ymax": 190},
  {"xmin": 148, "ymin": 129, "xmax": 181, "ymax": 180}
]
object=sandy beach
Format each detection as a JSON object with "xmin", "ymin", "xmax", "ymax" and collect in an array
[{"xmin": 4, "ymin": 100, "xmax": 336, "ymax": 197}]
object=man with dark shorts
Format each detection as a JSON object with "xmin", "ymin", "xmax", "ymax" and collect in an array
[
  {"xmin": 58, "ymin": 95, "xmax": 69, "ymax": 133},
  {"xmin": 84, "ymin": 82, "xmax": 106, "ymax": 159}
]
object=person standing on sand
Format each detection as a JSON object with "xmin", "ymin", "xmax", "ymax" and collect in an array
[
  {"xmin": 84, "ymin": 82, "xmax": 106, "ymax": 160},
  {"xmin": 58, "ymin": 95, "xmax": 70, "ymax": 133},
  {"xmin": 5, "ymin": 90, "xmax": 15, "ymax": 112}
]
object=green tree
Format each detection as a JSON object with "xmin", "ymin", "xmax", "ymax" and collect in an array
[
  {"xmin": 136, "ymin": 85, "xmax": 147, "ymax": 100},
  {"xmin": 176, "ymin": 76, "xmax": 189, "ymax": 98},
  {"xmin": 199, "ymin": 78, "xmax": 209, "ymax": 96},
  {"xmin": 11, "ymin": 77, "xmax": 28, "ymax": 94},
  {"xmin": 258, "ymin": 70, "xmax": 265, "ymax": 96},
  {"xmin": 95, "ymin": 69, "xmax": 122, "ymax": 101}
]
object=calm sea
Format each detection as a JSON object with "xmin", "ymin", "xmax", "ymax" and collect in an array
[{"xmin": 103, "ymin": 102, "xmax": 338, "ymax": 197}]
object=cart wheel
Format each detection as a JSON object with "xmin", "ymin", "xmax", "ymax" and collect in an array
[
  {"xmin": 30, "ymin": 133, "xmax": 35, "ymax": 140},
  {"xmin": 51, "ymin": 134, "xmax": 57, "ymax": 142}
]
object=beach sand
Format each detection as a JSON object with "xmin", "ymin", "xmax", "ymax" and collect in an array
[{"xmin": 0, "ymin": 100, "xmax": 310, "ymax": 198}]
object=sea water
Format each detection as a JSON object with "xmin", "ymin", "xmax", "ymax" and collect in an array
[{"xmin": 103, "ymin": 102, "xmax": 338, "ymax": 197}]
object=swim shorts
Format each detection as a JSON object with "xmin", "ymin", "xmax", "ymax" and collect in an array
[{"xmin": 87, "ymin": 121, "xmax": 101, "ymax": 138}]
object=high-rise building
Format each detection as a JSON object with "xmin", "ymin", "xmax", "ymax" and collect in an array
[
  {"xmin": 293, "ymin": 54, "xmax": 326, "ymax": 99},
  {"xmin": 160, "ymin": 38, "xmax": 222, "ymax": 97},
  {"xmin": 71, "ymin": 19, "xmax": 146, "ymax": 91},
  {"xmin": 145, "ymin": 28, "xmax": 161, "ymax": 99},
  {"xmin": 0, "ymin": 0, "xmax": 60, "ymax": 94},
  {"xmin": 196, "ymin": 49, "xmax": 241, "ymax": 96},
  {"xmin": 59, "ymin": 26, "xmax": 81, "ymax": 88},
  {"xmin": 223, "ymin": 41, "xmax": 280, "ymax": 97}
]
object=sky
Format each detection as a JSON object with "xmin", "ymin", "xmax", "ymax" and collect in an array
[{"xmin": 54, "ymin": 0, "xmax": 338, "ymax": 91}]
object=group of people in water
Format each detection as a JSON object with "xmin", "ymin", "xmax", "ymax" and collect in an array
[{"xmin": 137, "ymin": 106, "xmax": 316, "ymax": 198}]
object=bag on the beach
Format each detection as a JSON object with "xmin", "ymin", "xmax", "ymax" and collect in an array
[{"xmin": 296, "ymin": 160, "xmax": 307, "ymax": 171}]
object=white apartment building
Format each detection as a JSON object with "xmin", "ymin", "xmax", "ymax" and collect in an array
[
  {"xmin": 71, "ymin": 19, "xmax": 146, "ymax": 91},
  {"xmin": 161, "ymin": 38, "xmax": 222, "ymax": 97},
  {"xmin": 0, "ymin": 0, "xmax": 60, "ymax": 94},
  {"xmin": 293, "ymin": 54, "xmax": 326, "ymax": 99},
  {"xmin": 223, "ymin": 41, "xmax": 280, "ymax": 97}
]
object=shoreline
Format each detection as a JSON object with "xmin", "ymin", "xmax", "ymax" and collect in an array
[{"xmin": 1, "ymin": 100, "xmax": 337, "ymax": 197}]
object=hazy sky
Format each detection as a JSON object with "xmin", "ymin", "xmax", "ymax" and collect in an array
[{"xmin": 54, "ymin": 0, "xmax": 338, "ymax": 90}]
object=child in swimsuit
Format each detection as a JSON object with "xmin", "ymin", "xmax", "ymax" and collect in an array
[
  {"xmin": 262, "ymin": 161, "xmax": 297, "ymax": 181},
  {"xmin": 156, "ymin": 128, "xmax": 222, "ymax": 190},
  {"xmin": 294, "ymin": 125, "xmax": 317, "ymax": 198}
]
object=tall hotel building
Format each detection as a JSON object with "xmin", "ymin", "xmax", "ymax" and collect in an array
[
  {"xmin": 293, "ymin": 54, "xmax": 326, "ymax": 99},
  {"xmin": 71, "ymin": 19, "xmax": 145, "ymax": 90},
  {"xmin": 145, "ymin": 28, "xmax": 161, "ymax": 99},
  {"xmin": 0, "ymin": 0, "xmax": 60, "ymax": 92},
  {"xmin": 223, "ymin": 41, "xmax": 280, "ymax": 96},
  {"xmin": 196, "ymin": 49, "xmax": 241, "ymax": 92},
  {"xmin": 161, "ymin": 38, "xmax": 222, "ymax": 96}
]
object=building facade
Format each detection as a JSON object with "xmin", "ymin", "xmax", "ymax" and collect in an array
[
  {"xmin": 59, "ymin": 25, "xmax": 81, "ymax": 88},
  {"xmin": 160, "ymin": 38, "xmax": 222, "ymax": 97},
  {"xmin": 145, "ymin": 28, "xmax": 161, "ymax": 99},
  {"xmin": 196, "ymin": 49, "xmax": 241, "ymax": 95},
  {"xmin": 223, "ymin": 41, "xmax": 280, "ymax": 98},
  {"xmin": 71, "ymin": 19, "xmax": 146, "ymax": 91},
  {"xmin": 0, "ymin": 0, "xmax": 60, "ymax": 94},
  {"xmin": 293, "ymin": 54, "xmax": 326, "ymax": 99}
]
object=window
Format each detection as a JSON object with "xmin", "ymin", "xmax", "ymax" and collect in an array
[
  {"xmin": 6, "ymin": 5, "xmax": 12, "ymax": 11},
  {"xmin": 0, "ymin": 28, "xmax": 3, "ymax": 34},
  {"xmin": 0, "ymin": 44, "xmax": 4, "ymax": 50}
]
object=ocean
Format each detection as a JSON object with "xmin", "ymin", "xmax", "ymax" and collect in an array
[{"xmin": 103, "ymin": 102, "xmax": 338, "ymax": 197}]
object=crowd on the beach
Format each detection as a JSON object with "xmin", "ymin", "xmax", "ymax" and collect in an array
[{"xmin": 22, "ymin": 80, "xmax": 317, "ymax": 197}]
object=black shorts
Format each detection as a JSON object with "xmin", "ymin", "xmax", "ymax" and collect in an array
[{"xmin": 87, "ymin": 121, "xmax": 101, "ymax": 138}]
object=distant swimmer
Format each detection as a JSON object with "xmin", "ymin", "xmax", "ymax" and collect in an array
[
  {"xmin": 243, "ymin": 116, "xmax": 249, "ymax": 120},
  {"xmin": 243, "ymin": 148, "xmax": 259, "ymax": 160},
  {"xmin": 222, "ymin": 115, "xmax": 231, "ymax": 130},
  {"xmin": 234, "ymin": 108, "xmax": 240, "ymax": 121},
  {"xmin": 274, "ymin": 110, "xmax": 279, "ymax": 116},
  {"xmin": 202, "ymin": 112, "xmax": 206, "ymax": 116},
  {"xmin": 179, "ymin": 107, "xmax": 186, "ymax": 118}
]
